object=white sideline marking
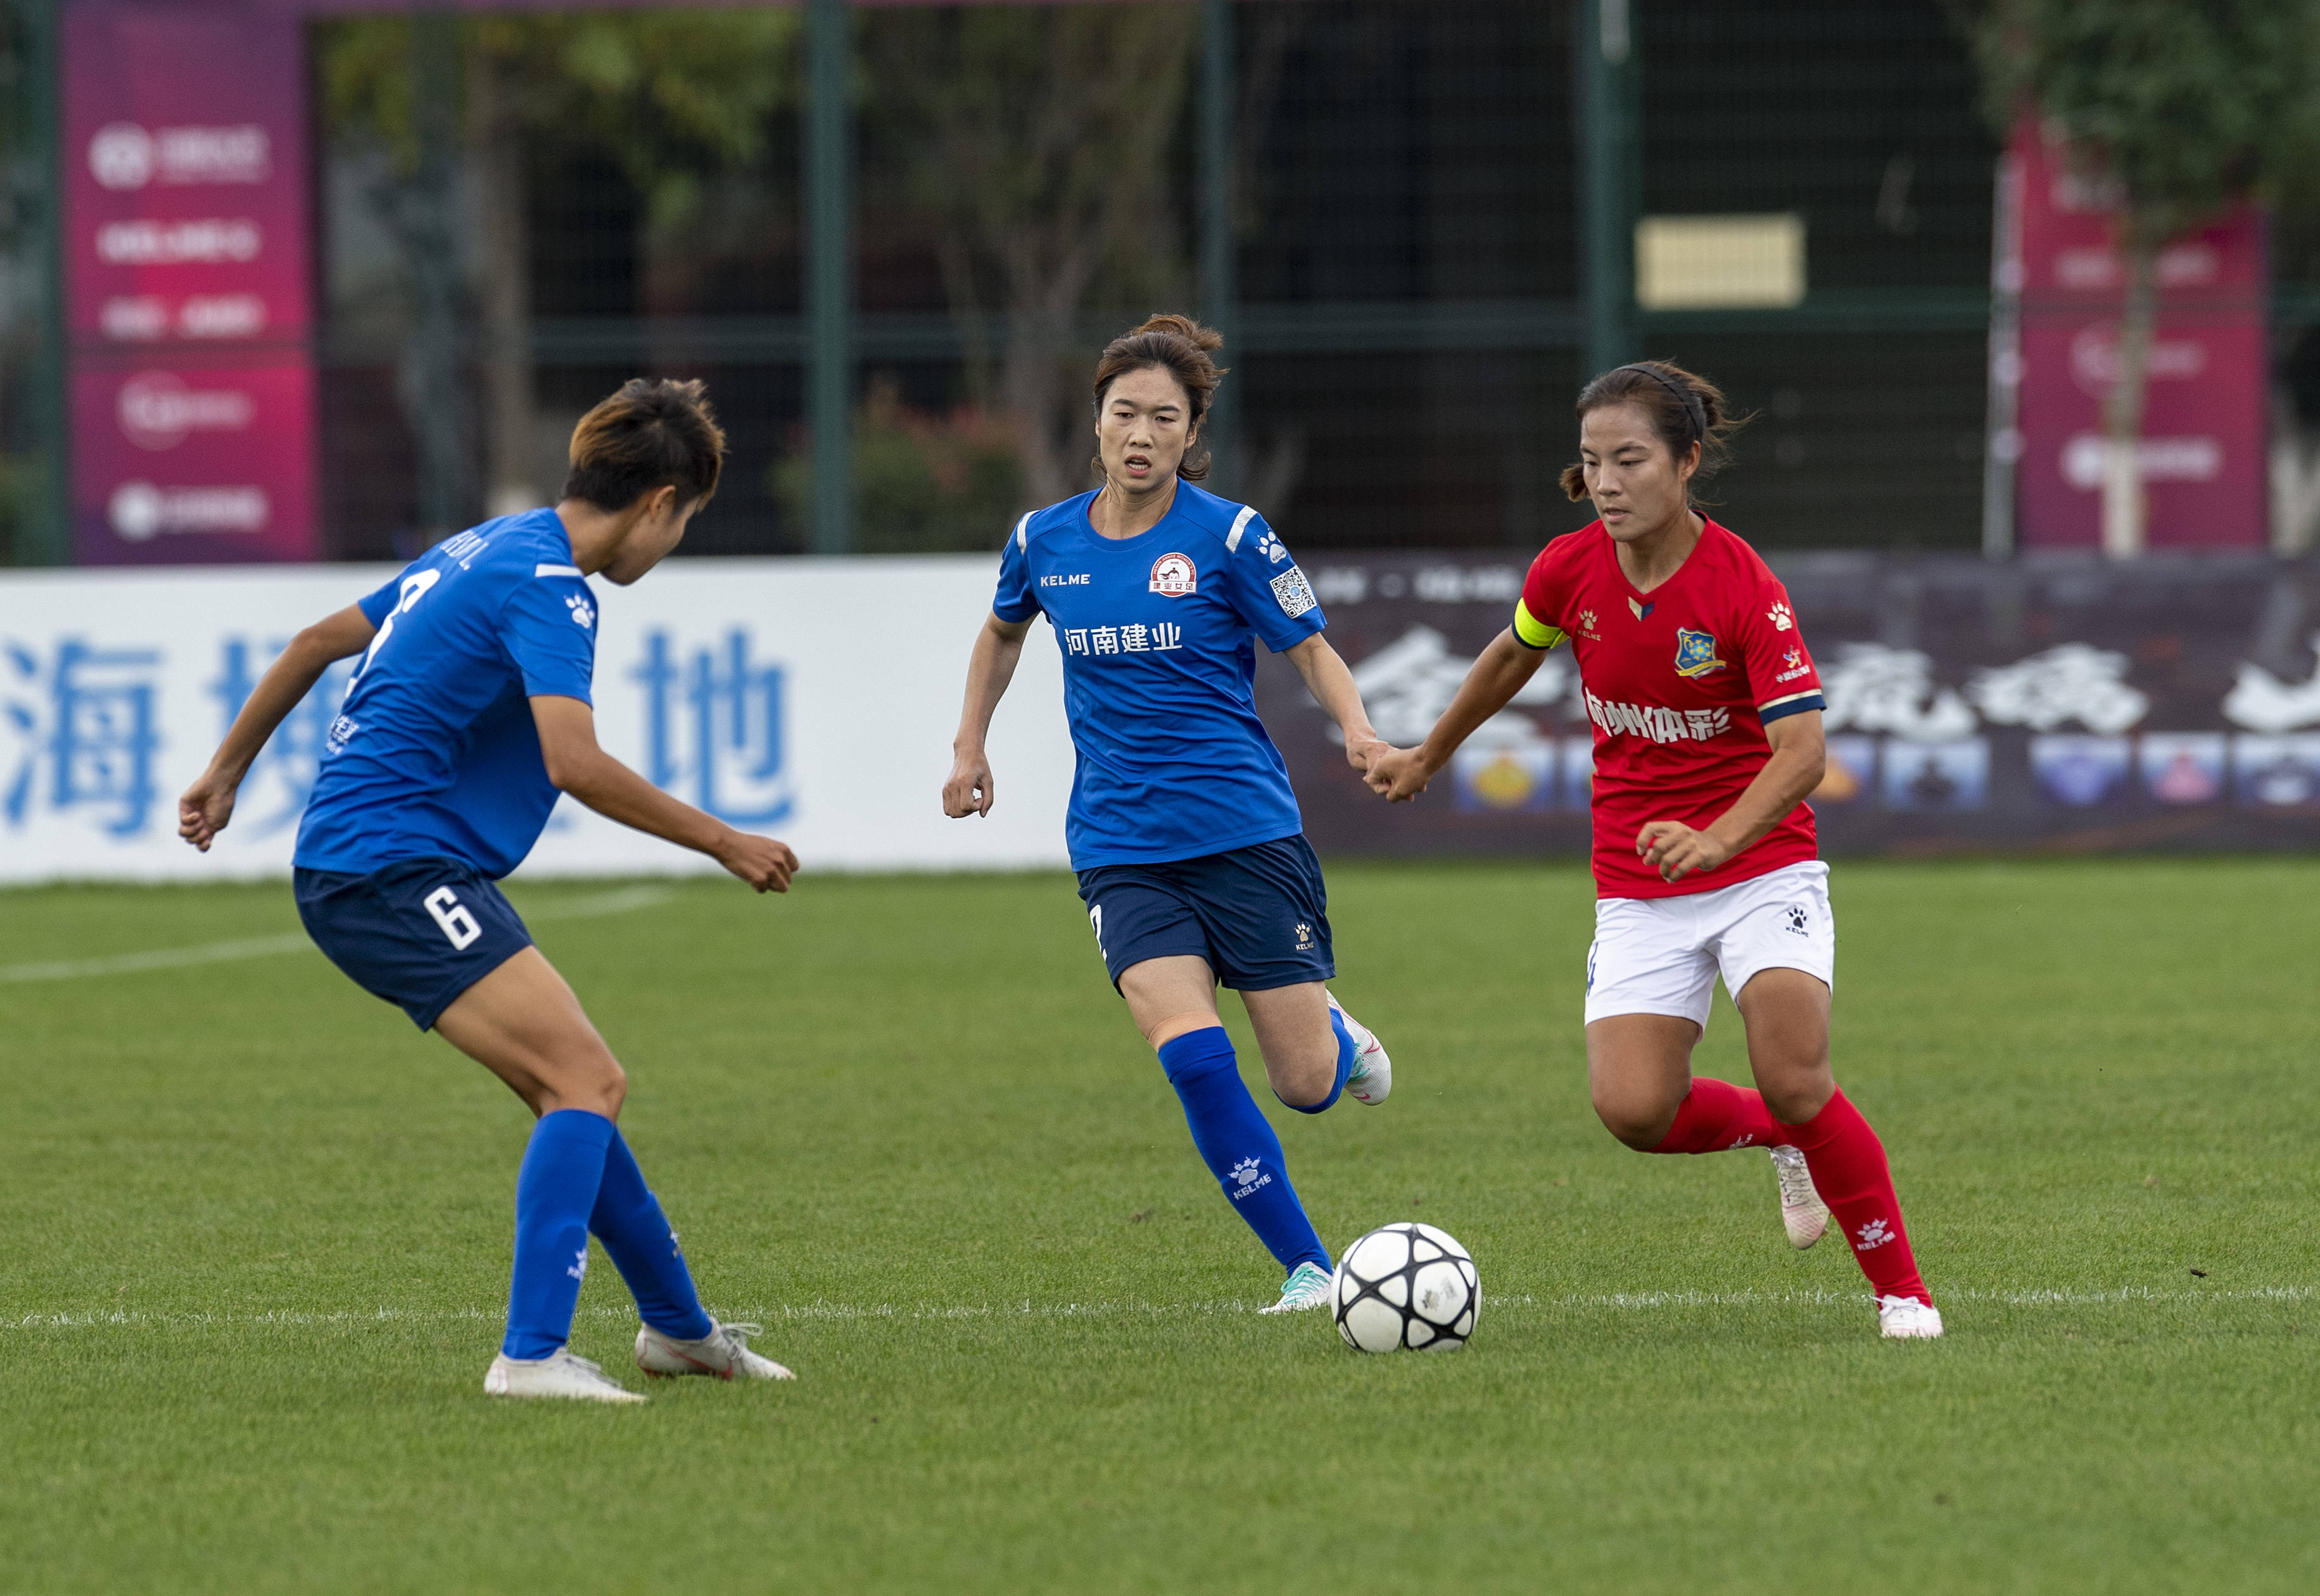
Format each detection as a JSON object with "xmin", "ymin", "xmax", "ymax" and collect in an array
[
  {"xmin": 10, "ymin": 1283, "xmax": 2311, "ymax": 1333},
  {"xmin": 0, "ymin": 885, "xmax": 675, "ymax": 984}
]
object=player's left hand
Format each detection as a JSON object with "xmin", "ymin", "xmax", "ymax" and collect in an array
[
  {"xmin": 1636, "ymin": 821, "xmax": 1730, "ymax": 883},
  {"xmin": 177, "ymin": 771, "xmax": 239, "ymax": 852},
  {"xmin": 1341, "ymin": 732, "xmax": 1389, "ymax": 775},
  {"xmin": 1365, "ymin": 747, "xmax": 1433, "ymax": 802}
]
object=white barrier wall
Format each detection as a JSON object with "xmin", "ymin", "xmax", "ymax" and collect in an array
[{"xmin": 0, "ymin": 556, "xmax": 1075, "ymax": 883}]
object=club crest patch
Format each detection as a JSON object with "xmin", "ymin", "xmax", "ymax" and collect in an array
[
  {"xmin": 1149, "ymin": 552, "xmax": 1197, "ymax": 597},
  {"xmin": 1673, "ymin": 628, "xmax": 1727, "ymax": 678}
]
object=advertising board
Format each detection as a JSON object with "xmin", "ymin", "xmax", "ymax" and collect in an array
[
  {"xmin": 60, "ymin": 3, "xmax": 318, "ymax": 566},
  {"xmin": 13, "ymin": 549, "xmax": 2320, "ymax": 886},
  {"xmin": 1260, "ymin": 552, "xmax": 2320, "ymax": 858},
  {"xmin": 0, "ymin": 557, "xmax": 1073, "ymax": 883},
  {"xmin": 2008, "ymin": 125, "xmax": 2269, "ymax": 551}
]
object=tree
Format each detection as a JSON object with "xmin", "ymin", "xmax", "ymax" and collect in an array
[
  {"xmin": 319, "ymin": 13, "xmax": 795, "ymax": 525},
  {"xmin": 861, "ymin": 4, "xmax": 1201, "ymax": 509},
  {"xmin": 1955, "ymin": 1, "xmax": 2320, "ymax": 556}
]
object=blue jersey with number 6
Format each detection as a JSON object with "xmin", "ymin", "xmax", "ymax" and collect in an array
[
  {"xmin": 992, "ymin": 482, "xmax": 1327, "ymax": 868},
  {"xmin": 294, "ymin": 509, "xmax": 598, "ymax": 880}
]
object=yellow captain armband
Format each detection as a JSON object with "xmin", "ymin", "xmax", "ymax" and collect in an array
[{"xmin": 1511, "ymin": 598, "xmax": 1566, "ymax": 651}]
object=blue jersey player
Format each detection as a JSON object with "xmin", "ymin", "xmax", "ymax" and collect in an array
[
  {"xmin": 179, "ymin": 379, "xmax": 798, "ymax": 1402},
  {"xmin": 943, "ymin": 315, "xmax": 1393, "ymax": 1313}
]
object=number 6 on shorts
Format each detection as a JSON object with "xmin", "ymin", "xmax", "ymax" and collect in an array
[{"xmin": 424, "ymin": 885, "xmax": 483, "ymax": 950}]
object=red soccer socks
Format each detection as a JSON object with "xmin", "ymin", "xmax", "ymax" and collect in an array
[
  {"xmin": 1781, "ymin": 1086, "xmax": 1930, "ymax": 1305},
  {"xmin": 1648, "ymin": 1076, "xmax": 1784, "ymax": 1155}
]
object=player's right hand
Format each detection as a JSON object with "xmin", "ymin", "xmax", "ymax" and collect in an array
[
  {"xmin": 943, "ymin": 748, "xmax": 996, "ymax": 818},
  {"xmin": 177, "ymin": 772, "xmax": 239, "ymax": 851},
  {"xmin": 718, "ymin": 832, "xmax": 799, "ymax": 893},
  {"xmin": 1365, "ymin": 747, "xmax": 1433, "ymax": 802}
]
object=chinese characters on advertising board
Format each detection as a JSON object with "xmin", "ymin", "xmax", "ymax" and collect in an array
[
  {"xmin": 0, "ymin": 559, "xmax": 1071, "ymax": 882},
  {"xmin": 1260, "ymin": 554, "xmax": 2320, "ymax": 858}
]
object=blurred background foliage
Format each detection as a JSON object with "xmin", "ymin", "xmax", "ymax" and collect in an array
[
  {"xmin": 7, "ymin": 1, "xmax": 2320, "ymax": 562},
  {"xmin": 770, "ymin": 375, "xmax": 1026, "ymax": 555}
]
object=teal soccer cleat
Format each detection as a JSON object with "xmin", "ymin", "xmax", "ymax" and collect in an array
[{"xmin": 1259, "ymin": 1260, "xmax": 1334, "ymax": 1314}]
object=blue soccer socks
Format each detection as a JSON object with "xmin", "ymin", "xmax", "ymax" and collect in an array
[
  {"xmin": 1281, "ymin": 1004, "xmax": 1357, "ymax": 1115},
  {"xmin": 1157, "ymin": 1027, "xmax": 1330, "ymax": 1276},
  {"xmin": 589, "ymin": 1129, "xmax": 715, "ymax": 1343},
  {"xmin": 503, "ymin": 1108, "xmax": 618, "ymax": 1360}
]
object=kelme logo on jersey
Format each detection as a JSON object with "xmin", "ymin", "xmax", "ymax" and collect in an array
[
  {"xmin": 1673, "ymin": 628, "xmax": 1725, "ymax": 678},
  {"xmin": 565, "ymin": 592, "xmax": 595, "ymax": 630},
  {"xmin": 1149, "ymin": 552, "xmax": 1197, "ymax": 597}
]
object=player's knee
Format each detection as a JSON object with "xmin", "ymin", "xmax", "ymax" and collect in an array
[
  {"xmin": 1273, "ymin": 1057, "xmax": 1334, "ymax": 1108},
  {"xmin": 1759, "ymin": 1075, "xmax": 1830, "ymax": 1126},
  {"xmin": 1591, "ymin": 1085, "xmax": 1678, "ymax": 1150},
  {"xmin": 553, "ymin": 1051, "xmax": 625, "ymax": 1117}
]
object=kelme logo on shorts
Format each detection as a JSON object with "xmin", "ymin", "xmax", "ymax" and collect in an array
[
  {"xmin": 1149, "ymin": 552, "xmax": 1196, "ymax": 597},
  {"xmin": 1673, "ymin": 628, "xmax": 1725, "ymax": 678}
]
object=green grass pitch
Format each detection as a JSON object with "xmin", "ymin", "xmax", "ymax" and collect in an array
[{"xmin": 3, "ymin": 858, "xmax": 2316, "ymax": 1593}]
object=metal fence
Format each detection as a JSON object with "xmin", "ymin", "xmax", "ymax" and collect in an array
[{"xmin": 6, "ymin": 0, "xmax": 2320, "ymax": 566}]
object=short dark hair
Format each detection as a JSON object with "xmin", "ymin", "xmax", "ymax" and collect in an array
[{"xmin": 562, "ymin": 378, "xmax": 726, "ymax": 512}]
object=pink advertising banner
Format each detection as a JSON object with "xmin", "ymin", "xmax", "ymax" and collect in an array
[
  {"xmin": 61, "ymin": 1, "xmax": 317, "ymax": 564},
  {"xmin": 2010, "ymin": 124, "xmax": 2269, "ymax": 552}
]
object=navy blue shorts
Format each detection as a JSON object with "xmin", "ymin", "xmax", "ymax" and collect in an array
[
  {"xmin": 1075, "ymin": 834, "xmax": 1334, "ymax": 993},
  {"xmin": 295, "ymin": 858, "xmax": 534, "ymax": 1030}
]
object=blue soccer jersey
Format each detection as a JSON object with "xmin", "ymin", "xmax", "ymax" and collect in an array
[
  {"xmin": 294, "ymin": 509, "xmax": 599, "ymax": 879},
  {"xmin": 993, "ymin": 483, "xmax": 1326, "ymax": 868}
]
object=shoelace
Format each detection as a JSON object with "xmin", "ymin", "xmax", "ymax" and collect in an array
[
  {"xmin": 718, "ymin": 1321, "xmax": 765, "ymax": 1350},
  {"xmin": 1771, "ymin": 1150, "xmax": 1820, "ymax": 1206}
]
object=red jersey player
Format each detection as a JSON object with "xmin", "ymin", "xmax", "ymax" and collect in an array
[{"xmin": 1367, "ymin": 360, "xmax": 1941, "ymax": 1340}]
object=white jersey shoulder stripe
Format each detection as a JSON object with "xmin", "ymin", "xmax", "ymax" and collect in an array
[
  {"xmin": 534, "ymin": 563, "xmax": 583, "ymax": 578},
  {"xmin": 1224, "ymin": 504, "xmax": 1258, "ymax": 553},
  {"xmin": 1014, "ymin": 514, "xmax": 1031, "ymax": 552}
]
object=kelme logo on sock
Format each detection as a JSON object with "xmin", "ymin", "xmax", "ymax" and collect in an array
[
  {"xmin": 1854, "ymin": 1219, "xmax": 1894, "ymax": 1251},
  {"xmin": 1228, "ymin": 1158, "xmax": 1273, "ymax": 1201}
]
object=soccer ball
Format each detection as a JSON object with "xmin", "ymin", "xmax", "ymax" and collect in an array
[{"xmin": 1331, "ymin": 1222, "xmax": 1479, "ymax": 1352}]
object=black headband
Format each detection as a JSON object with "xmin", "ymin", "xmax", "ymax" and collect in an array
[{"xmin": 1614, "ymin": 363, "xmax": 1708, "ymax": 448}]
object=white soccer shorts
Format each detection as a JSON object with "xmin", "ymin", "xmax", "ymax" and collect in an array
[{"xmin": 1583, "ymin": 860, "xmax": 1835, "ymax": 1029}]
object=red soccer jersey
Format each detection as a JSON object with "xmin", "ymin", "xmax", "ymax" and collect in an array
[{"xmin": 1512, "ymin": 517, "xmax": 1825, "ymax": 899}]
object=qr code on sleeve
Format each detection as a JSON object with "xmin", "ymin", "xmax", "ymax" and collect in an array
[{"xmin": 1270, "ymin": 566, "xmax": 1318, "ymax": 619}]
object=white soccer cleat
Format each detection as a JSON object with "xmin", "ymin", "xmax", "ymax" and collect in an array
[
  {"xmin": 1877, "ymin": 1295, "xmax": 1944, "ymax": 1340},
  {"xmin": 1768, "ymin": 1144, "xmax": 1830, "ymax": 1250},
  {"xmin": 635, "ymin": 1319, "xmax": 796, "ymax": 1381},
  {"xmin": 483, "ymin": 1347, "xmax": 648, "ymax": 1403},
  {"xmin": 1260, "ymin": 1260, "xmax": 1334, "ymax": 1314},
  {"xmin": 1326, "ymin": 990, "xmax": 1392, "ymax": 1105}
]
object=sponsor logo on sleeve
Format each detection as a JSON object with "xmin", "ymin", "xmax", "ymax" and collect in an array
[
  {"xmin": 1775, "ymin": 645, "xmax": 1813, "ymax": 683},
  {"xmin": 1271, "ymin": 566, "xmax": 1318, "ymax": 619},
  {"xmin": 1149, "ymin": 552, "xmax": 1198, "ymax": 597},
  {"xmin": 1673, "ymin": 628, "xmax": 1727, "ymax": 678}
]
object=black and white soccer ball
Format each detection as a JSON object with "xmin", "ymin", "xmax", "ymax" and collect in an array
[{"xmin": 1331, "ymin": 1222, "xmax": 1480, "ymax": 1352}]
